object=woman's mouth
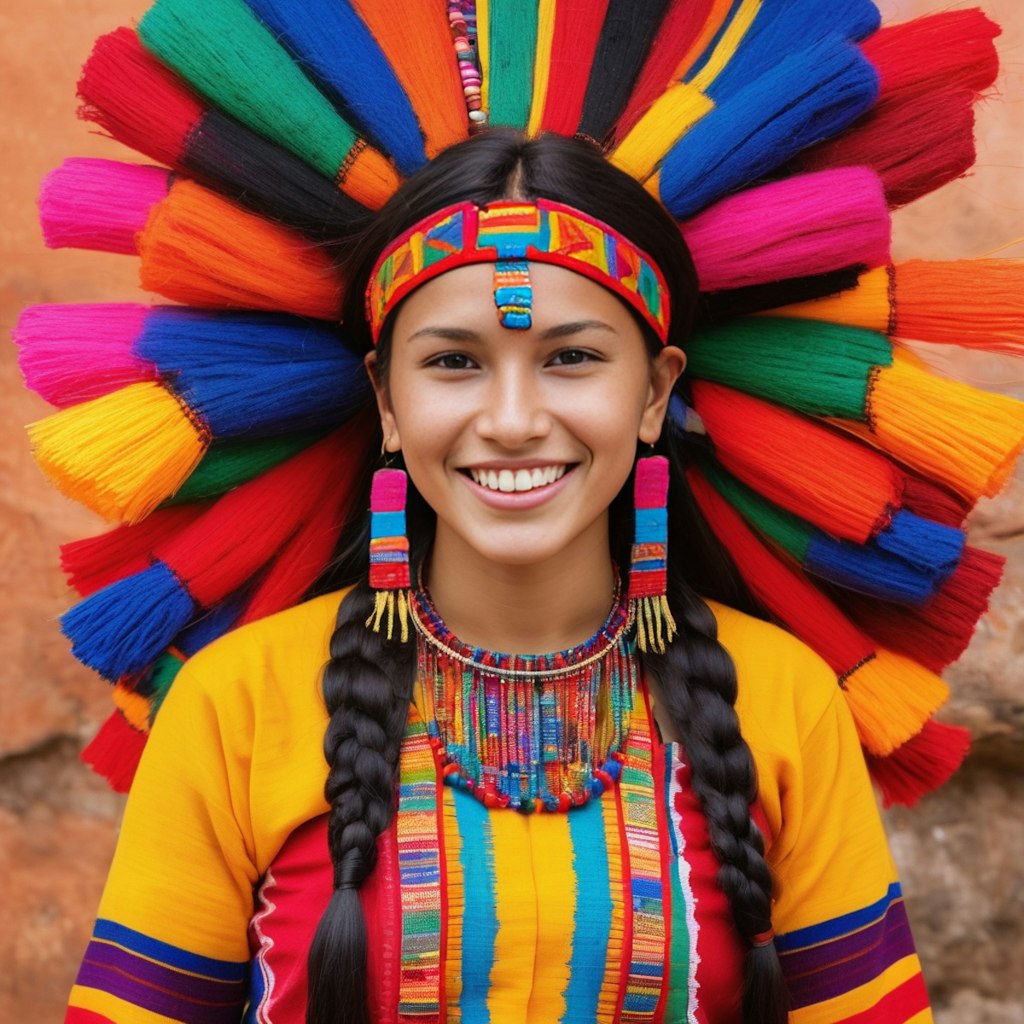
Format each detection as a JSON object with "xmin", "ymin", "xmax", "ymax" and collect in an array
[{"xmin": 467, "ymin": 465, "xmax": 569, "ymax": 494}]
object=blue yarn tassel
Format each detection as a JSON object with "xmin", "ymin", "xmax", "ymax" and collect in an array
[
  {"xmin": 242, "ymin": 0, "xmax": 427, "ymax": 174},
  {"xmin": 696, "ymin": 0, "xmax": 881, "ymax": 101},
  {"xmin": 660, "ymin": 36, "xmax": 880, "ymax": 219},
  {"xmin": 135, "ymin": 309, "xmax": 371, "ymax": 437},
  {"xmin": 61, "ymin": 560, "xmax": 196, "ymax": 682},
  {"xmin": 805, "ymin": 535, "xmax": 939, "ymax": 605},
  {"xmin": 875, "ymin": 509, "xmax": 965, "ymax": 576}
]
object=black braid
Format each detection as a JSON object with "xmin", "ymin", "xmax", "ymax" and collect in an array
[
  {"xmin": 632, "ymin": 439, "xmax": 788, "ymax": 1024},
  {"xmin": 305, "ymin": 581, "xmax": 417, "ymax": 1024}
]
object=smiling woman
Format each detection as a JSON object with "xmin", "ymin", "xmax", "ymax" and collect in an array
[{"xmin": 21, "ymin": 3, "xmax": 1024, "ymax": 1024}]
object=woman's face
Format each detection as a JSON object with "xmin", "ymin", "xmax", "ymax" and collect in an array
[{"xmin": 368, "ymin": 262, "xmax": 684, "ymax": 571}]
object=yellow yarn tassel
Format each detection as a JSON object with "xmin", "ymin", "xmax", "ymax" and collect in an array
[
  {"xmin": 366, "ymin": 588, "xmax": 410, "ymax": 643},
  {"xmin": 868, "ymin": 348, "xmax": 1024, "ymax": 500},
  {"xmin": 611, "ymin": 85, "xmax": 714, "ymax": 182},
  {"xmin": 632, "ymin": 595, "xmax": 678, "ymax": 654},
  {"xmin": 841, "ymin": 647, "xmax": 949, "ymax": 757},
  {"xmin": 767, "ymin": 265, "xmax": 891, "ymax": 331},
  {"xmin": 477, "ymin": 0, "xmax": 490, "ymax": 112},
  {"xmin": 28, "ymin": 382, "xmax": 208, "ymax": 524},
  {"xmin": 688, "ymin": 0, "xmax": 763, "ymax": 92},
  {"xmin": 526, "ymin": 0, "xmax": 557, "ymax": 137}
]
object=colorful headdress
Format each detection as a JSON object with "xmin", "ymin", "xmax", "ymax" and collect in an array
[{"xmin": 16, "ymin": 0, "xmax": 1024, "ymax": 810}]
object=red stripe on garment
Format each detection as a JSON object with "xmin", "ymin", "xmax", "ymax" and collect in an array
[
  {"xmin": 648, "ymin": 688, "xmax": 673, "ymax": 1024},
  {"xmin": 65, "ymin": 1011, "xmax": 114, "ymax": 1023},
  {"xmin": 834, "ymin": 972, "xmax": 930, "ymax": 1024}
]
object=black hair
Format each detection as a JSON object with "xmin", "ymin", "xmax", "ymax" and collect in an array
[{"xmin": 307, "ymin": 130, "xmax": 786, "ymax": 1024}]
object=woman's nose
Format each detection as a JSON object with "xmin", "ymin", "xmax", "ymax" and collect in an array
[{"xmin": 475, "ymin": 365, "xmax": 552, "ymax": 447}]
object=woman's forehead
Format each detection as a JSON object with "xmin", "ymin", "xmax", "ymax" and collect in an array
[{"xmin": 391, "ymin": 263, "xmax": 643, "ymax": 341}]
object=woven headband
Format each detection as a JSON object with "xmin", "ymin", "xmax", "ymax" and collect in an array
[{"xmin": 366, "ymin": 199, "xmax": 671, "ymax": 343}]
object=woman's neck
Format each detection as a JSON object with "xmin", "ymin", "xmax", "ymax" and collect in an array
[{"xmin": 423, "ymin": 528, "xmax": 618, "ymax": 655}]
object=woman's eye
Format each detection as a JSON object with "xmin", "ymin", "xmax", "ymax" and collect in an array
[
  {"xmin": 430, "ymin": 352, "xmax": 475, "ymax": 370},
  {"xmin": 550, "ymin": 348, "xmax": 594, "ymax": 366}
]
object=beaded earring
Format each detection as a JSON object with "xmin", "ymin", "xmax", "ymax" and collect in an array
[
  {"xmin": 628, "ymin": 453, "xmax": 677, "ymax": 654},
  {"xmin": 366, "ymin": 465, "xmax": 411, "ymax": 642}
]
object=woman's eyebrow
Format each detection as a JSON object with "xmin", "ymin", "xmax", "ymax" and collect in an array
[
  {"xmin": 405, "ymin": 325, "xmax": 482, "ymax": 343},
  {"xmin": 539, "ymin": 319, "xmax": 618, "ymax": 340}
]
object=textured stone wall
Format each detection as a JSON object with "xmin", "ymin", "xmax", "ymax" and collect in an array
[{"xmin": 1, "ymin": 1, "xmax": 1022, "ymax": 1020}]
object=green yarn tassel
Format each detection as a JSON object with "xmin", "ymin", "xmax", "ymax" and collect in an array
[
  {"xmin": 143, "ymin": 650, "xmax": 186, "ymax": 723},
  {"xmin": 686, "ymin": 317, "xmax": 893, "ymax": 420},
  {"xmin": 161, "ymin": 431, "xmax": 324, "ymax": 506},
  {"xmin": 486, "ymin": 0, "xmax": 540, "ymax": 128},
  {"xmin": 139, "ymin": 0, "xmax": 359, "ymax": 179},
  {"xmin": 700, "ymin": 459, "xmax": 813, "ymax": 563}
]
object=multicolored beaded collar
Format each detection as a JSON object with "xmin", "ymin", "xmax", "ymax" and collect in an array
[
  {"xmin": 365, "ymin": 198, "xmax": 671, "ymax": 343},
  {"xmin": 410, "ymin": 582, "xmax": 638, "ymax": 813}
]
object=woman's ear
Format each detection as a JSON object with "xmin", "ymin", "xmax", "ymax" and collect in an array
[
  {"xmin": 364, "ymin": 351, "xmax": 401, "ymax": 452},
  {"xmin": 638, "ymin": 345, "xmax": 686, "ymax": 445}
]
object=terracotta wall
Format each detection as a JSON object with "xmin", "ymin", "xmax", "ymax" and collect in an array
[{"xmin": 1, "ymin": 1, "xmax": 1022, "ymax": 1020}]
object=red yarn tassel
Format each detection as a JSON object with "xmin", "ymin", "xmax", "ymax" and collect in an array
[
  {"xmin": 842, "ymin": 546, "xmax": 1004, "ymax": 673},
  {"xmin": 795, "ymin": 86, "xmax": 978, "ymax": 208},
  {"xmin": 61, "ymin": 504, "xmax": 209, "ymax": 596},
  {"xmin": 860, "ymin": 9, "xmax": 1000, "ymax": 101},
  {"xmin": 80, "ymin": 711, "xmax": 148, "ymax": 794},
  {"xmin": 866, "ymin": 720, "xmax": 971, "ymax": 807},
  {"xmin": 537, "ymin": 0, "xmax": 610, "ymax": 135},
  {"xmin": 901, "ymin": 472, "xmax": 972, "ymax": 529},
  {"xmin": 78, "ymin": 27, "xmax": 202, "ymax": 169},
  {"xmin": 613, "ymin": 0, "xmax": 713, "ymax": 140}
]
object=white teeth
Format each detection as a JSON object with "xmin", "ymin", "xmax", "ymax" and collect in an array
[{"xmin": 470, "ymin": 465, "xmax": 568, "ymax": 493}]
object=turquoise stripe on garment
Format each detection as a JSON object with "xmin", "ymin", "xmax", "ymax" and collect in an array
[
  {"xmin": 563, "ymin": 798, "xmax": 613, "ymax": 1023},
  {"xmin": 456, "ymin": 792, "xmax": 498, "ymax": 1024},
  {"xmin": 664, "ymin": 748, "xmax": 692, "ymax": 1023}
]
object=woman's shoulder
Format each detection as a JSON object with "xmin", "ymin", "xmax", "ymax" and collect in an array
[
  {"xmin": 702, "ymin": 598, "xmax": 841, "ymax": 748},
  {"xmin": 162, "ymin": 588, "xmax": 350, "ymax": 720}
]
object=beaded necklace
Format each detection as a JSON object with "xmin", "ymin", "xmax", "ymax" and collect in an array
[{"xmin": 410, "ymin": 583, "xmax": 638, "ymax": 813}]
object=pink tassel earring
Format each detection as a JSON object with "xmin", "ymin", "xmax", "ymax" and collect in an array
[
  {"xmin": 628, "ymin": 454, "xmax": 676, "ymax": 654},
  {"xmin": 367, "ymin": 466, "xmax": 411, "ymax": 642}
]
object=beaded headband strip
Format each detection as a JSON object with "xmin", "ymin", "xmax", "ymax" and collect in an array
[{"xmin": 366, "ymin": 198, "xmax": 671, "ymax": 343}]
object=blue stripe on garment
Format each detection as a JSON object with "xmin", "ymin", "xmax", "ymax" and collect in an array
[
  {"xmin": 92, "ymin": 919, "xmax": 247, "ymax": 981},
  {"xmin": 457, "ymin": 793, "xmax": 498, "ymax": 1024},
  {"xmin": 774, "ymin": 882, "xmax": 904, "ymax": 952},
  {"xmin": 563, "ymin": 798, "xmax": 612, "ymax": 1023}
]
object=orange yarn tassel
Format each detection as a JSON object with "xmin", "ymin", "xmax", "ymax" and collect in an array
[
  {"xmin": 138, "ymin": 179, "xmax": 344, "ymax": 320},
  {"xmin": 349, "ymin": 0, "xmax": 468, "ymax": 157}
]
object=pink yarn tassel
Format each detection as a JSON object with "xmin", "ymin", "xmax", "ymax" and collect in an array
[
  {"xmin": 14, "ymin": 303, "xmax": 156, "ymax": 407},
  {"xmin": 39, "ymin": 157, "xmax": 170, "ymax": 254},
  {"xmin": 681, "ymin": 167, "xmax": 891, "ymax": 292}
]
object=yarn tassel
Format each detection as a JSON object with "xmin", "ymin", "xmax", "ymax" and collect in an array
[
  {"xmin": 132, "ymin": 309, "xmax": 370, "ymax": 436},
  {"xmin": 13, "ymin": 303, "xmax": 156, "ymax": 407},
  {"xmin": 628, "ymin": 455, "xmax": 676, "ymax": 654},
  {"xmin": 534, "ymin": 0, "xmax": 610, "ymax": 136},
  {"xmin": 901, "ymin": 472, "xmax": 971, "ymax": 530},
  {"xmin": 688, "ymin": 466, "xmax": 945, "ymax": 756},
  {"xmin": 692, "ymin": 380, "xmax": 904, "ymax": 544},
  {"xmin": 367, "ymin": 467, "xmax": 412, "ymax": 643},
  {"xmin": 795, "ymin": 85, "xmax": 979, "ymax": 209},
  {"xmin": 77, "ymin": 28, "xmax": 368, "ymax": 239},
  {"xmin": 39, "ymin": 158, "xmax": 169, "ymax": 254},
  {"xmin": 860, "ymin": 9, "xmax": 1000, "ymax": 102},
  {"xmin": 699, "ymin": 267, "xmax": 865, "ymax": 324},
  {"xmin": 160, "ymin": 432, "xmax": 323, "ymax": 507},
  {"xmin": 61, "ymin": 421, "xmax": 370, "ymax": 679},
  {"xmin": 770, "ymin": 261, "xmax": 1024, "ymax": 355},
  {"xmin": 138, "ymin": 0, "xmax": 400, "ymax": 209},
  {"xmin": 138, "ymin": 179, "xmax": 343, "ymax": 319},
  {"xmin": 348, "ymin": 0, "xmax": 468, "ymax": 157},
  {"xmin": 61, "ymin": 504, "xmax": 209, "ymax": 596},
  {"xmin": 681, "ymin": 167, "xmax": 891, "ymax": 293},
  {"xmin": 243, "ymin": 0, "xmax": 428, "ymax": 174},
  {"xmin": 657, "ymin": 36, "xmax": 879, "ymax": 219},
  {"xmin": 80, "ymin": 711, "xmax": 149, "ymax": 794},
  {"xmin": 481, "ymin": 0, "xmax": 540, "ymax": 129},
  {"xmin": 578, "ymin": 0, "xmax": 675, "ymax": 142},
  {"xmin": 612, "ymin": 0, "xmax": 715, "ymax": 141},
  {"xmin": 867, "ymin": 349, "xmax": 1024, "ymax": 501},
  {"xmin": 28, "ymin": 382, "xmax": 209, "ymax": 523},
  {"xmin": 866, "ymin": 720, "xmax": 972, "ymax": 808},
  {"xmin": 842, "ymin": 547, "xmax": 1005, "ymax": 673}
]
